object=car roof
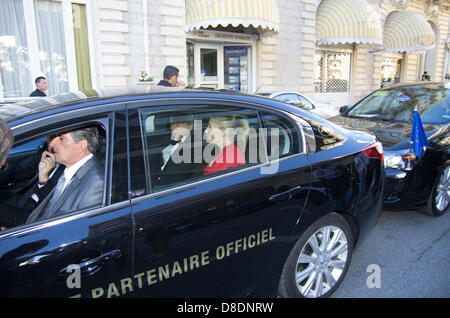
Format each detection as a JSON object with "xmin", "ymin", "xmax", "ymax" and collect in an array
[
  {"xmin": 1, "ymin": 87, "xmax": 303, "ymax": 127},
  {"xmin": 378, "ymin": 81, "xmax": 450, "ymax": 91}
]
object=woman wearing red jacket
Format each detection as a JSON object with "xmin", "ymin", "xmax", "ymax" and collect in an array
[{"xmin": 203, "ymin": 115, "xmax": 249, "ymax": 176}]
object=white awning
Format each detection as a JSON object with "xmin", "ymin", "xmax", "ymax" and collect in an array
[
  {"xmin": 185, "ymin": 0, "xmax": 280, "ymax": 33},
  {"xmin": 315, "ymin": 0, "xmax": 383, "ymax": 46},
  {"xmin": 384, "ymin": 11, "xmax": 435, "ymax": 52}
]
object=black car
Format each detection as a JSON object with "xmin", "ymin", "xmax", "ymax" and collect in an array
[
  {"xmin": 332, "ymin": 82, "xmax": 449, "ymax": 216},
  {"xmin": 0, "ymin": 89, "xmax": 384, "ymax": 298}
]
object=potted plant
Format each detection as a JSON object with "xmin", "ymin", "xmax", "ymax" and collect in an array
[{"xmin": 137, "ymin": 71, "xmax": 154, "ymax": 85}]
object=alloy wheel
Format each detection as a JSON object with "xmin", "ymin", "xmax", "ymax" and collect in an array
[
  {"xmin": 295, "ymin": 225, "xmax": 349, "ymax": 298},
  {"xmin": 435, "ymin": 166, "xmax": 450, "ymax": 212}
]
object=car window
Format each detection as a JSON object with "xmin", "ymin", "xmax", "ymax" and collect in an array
[
  {"xmin": 297, "ymin": 96, "xmax": 314, "ymax": 110},
  {"xmin": 302, "ymin": 118, "xmax": 346, "ymax": 152},
  {"xmin": 0, "ymin": 123, "xmax": 107, "ymax": 231},
  {"xmin": 261, "ymin": 111, "xmax": 301, "ymax": 159},
  {"xmin": 348, "ymin": 85, "xmax": 450, "ymax": 125},
  {"xmin": 139, "ymin": 106, "xmax": 263, "ymax": 193},
  {"xmin": 275, "ymin": 93, "xmax": 301, "ymax": 103}
]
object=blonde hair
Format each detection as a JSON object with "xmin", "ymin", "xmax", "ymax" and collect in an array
[{"xmin": 211, "ymin": 116, "xmax": 249, "ymax": 153}]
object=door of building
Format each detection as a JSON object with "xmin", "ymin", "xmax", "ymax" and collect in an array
[
  {"xmin": 191, "ymin": 43, "xmax": 252, "ymax": 92},
  {"xmin": 194, "ymin": 44, "xmax": 223, "ymax": 89}
]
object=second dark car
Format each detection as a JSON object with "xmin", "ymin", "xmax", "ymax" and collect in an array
[{"xmin": 332, "ymin": 81, "xmax": 449, "ymax": 217}]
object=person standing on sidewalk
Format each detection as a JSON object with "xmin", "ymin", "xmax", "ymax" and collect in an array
[
  {"xmin": 29, "ymin": 76, "xmax": 48, "ymax": 97},
  {"xmin": 157, "ymin": 66, "xmax": 186, "ymax": 87}
]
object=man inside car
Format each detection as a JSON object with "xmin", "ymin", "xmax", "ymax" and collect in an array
[
  {"xmin": 26, "ymin": 127, "xmax": 104, "ymax": 224},
  {"xmin": 0, "ymin": 135, "xmax": 65, "ymax": 228},
  {"xmin": 154, "ymin": 114, "xmax": 204, "ymax": 188}
]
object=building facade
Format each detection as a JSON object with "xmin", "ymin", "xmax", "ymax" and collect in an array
[{"xmin": 1, "ymin": 0, "xmax": 450, "ymax": 108}]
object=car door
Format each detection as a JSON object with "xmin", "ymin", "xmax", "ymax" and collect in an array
[
  {"xmin": 0, "ymin": 108, "xmax": 134, "ymax": 298},
  {"xmin": 127, "ymin": 99, "xmax": 312, "ymax": 297}
]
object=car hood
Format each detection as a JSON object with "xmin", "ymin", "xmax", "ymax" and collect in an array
[{"xmin": 329, "ymin": 115, "xmax": 449, "ymax": 150}]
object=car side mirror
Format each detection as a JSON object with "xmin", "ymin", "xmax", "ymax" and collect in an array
[{"xmin": 339, "ymin": 105, "xmax": 349, "ymax": 114}]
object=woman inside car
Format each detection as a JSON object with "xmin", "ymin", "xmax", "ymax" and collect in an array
[{"xmin": 203, "ymin": 115, "xmax": 249, "ymax": 176}]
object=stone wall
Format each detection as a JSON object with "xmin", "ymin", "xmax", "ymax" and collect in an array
[{"xmin": 98, "ymin": 0, "xmax": 131, "ymax": 88}]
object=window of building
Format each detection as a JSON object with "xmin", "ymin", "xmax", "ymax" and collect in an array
[
  {"xmin": 381, "ymin": 57, "xmax": 402, "ymax": 87},
  {"xmin": 0, "ymin": 123, "xmax": 107, "ymax": 229},
  {"xmin": 314, "ymin": 50, "xmax": 352, "ymax": 93},
  {"xmin": 0, "ymin": 0, "xmax": 92, "ymax": 99}
]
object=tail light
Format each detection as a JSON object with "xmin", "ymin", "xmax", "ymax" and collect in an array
[{"xmin": 362, "ymin": 142, "xmax": 384, "ymax": 161}]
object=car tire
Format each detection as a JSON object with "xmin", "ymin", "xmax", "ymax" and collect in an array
[
  {"xmin": 278, "ymin": 213, "xmax": 354, "ymax": 298},
  {"xmin": 424, "ymin": 163, "xmax": 449, "ymax": 217}
]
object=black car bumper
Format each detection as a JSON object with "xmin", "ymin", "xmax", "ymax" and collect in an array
[{"xmin": 384, "ymin": 168, "xmax": 429, "ymax": 210}]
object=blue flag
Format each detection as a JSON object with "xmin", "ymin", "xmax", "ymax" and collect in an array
[{"xmin": 410, "ymin": 110, "xmax": 429, "ymax": 159}]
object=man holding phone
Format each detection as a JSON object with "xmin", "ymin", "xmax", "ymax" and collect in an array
[{"xmin": 0, "ymin": 135, "xmax": 64, "ymax": 228}]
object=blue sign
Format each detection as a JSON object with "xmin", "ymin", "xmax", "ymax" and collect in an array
[{"xmin": 224, "ymin": 46, "xmax": 248, "ymax": 57}]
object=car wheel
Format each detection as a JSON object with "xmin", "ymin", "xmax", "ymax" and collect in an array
[
  {"xmin": 278, "ymin": 213, "xmax": 354, "ymax": 298},
  {"xmin": 425, "ymin": 164, "xmax": 450, "ymax": 217}
]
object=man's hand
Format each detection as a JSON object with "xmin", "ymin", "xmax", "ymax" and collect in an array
[
  {"xmin": 176, "ymin": 80, "xmax": 186, "ymax": 87},
  {"xmin": 38, "ymin": 151, "xmax": 56, "ymax": 183}
]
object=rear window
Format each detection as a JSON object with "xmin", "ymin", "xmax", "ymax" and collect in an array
[{"xmin": 347, "ymin": 84, "xmax": 450, "ymax": 125}]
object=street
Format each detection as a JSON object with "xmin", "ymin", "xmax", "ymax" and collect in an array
[{"xmin": 333, "ymin": 209, "xmax": 450, "ymax": 298}]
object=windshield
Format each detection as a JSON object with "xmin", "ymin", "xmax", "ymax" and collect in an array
[{"xmin": 347, "ymin": 84, "xmax": 450, "ymax": 125}]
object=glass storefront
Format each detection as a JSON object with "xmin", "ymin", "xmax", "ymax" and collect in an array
[
  {"xmin": 223, "ymin": 46, "xmax": 249, "ymax": 92},
  {"xmin": 381, "ymin": 57, "xmax": 402, "ymax": 87},
  {"xmin": 186, "ymin": 31, "xmax": 254, "ymax": 93}
]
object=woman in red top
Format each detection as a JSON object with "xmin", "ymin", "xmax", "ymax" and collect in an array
[{"xmin": 203, "ymin": 116, "xmax": 249, "ymax": 176}]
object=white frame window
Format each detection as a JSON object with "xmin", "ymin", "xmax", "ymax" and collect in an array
[
  {"xmin": 314, "ymin": 49, "xmax": 352, "ymax": 94},
  {"xmin": 0, "ymin": 0, "xmax": 95, "ymax": 99}
]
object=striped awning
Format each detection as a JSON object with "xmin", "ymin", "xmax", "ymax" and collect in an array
[
  {"xmin": 316, "ymin": 0, "xmax": 383, "ymax": 46},
  {"xmin": 185, "ymin": 0, "xmax": 280, "ymax": 33},
  {"xmin": 384, "ymin": 11, "xmax": 435, "ymax": 52}
]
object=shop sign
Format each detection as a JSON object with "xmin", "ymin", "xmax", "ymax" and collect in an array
[
  {"xmin": 224, "ymin": 47, "xmax": 248, "ymax": 57},
  {"xmin": 187, "ymin": 30, "xmax": 257, "ymax": 44}
]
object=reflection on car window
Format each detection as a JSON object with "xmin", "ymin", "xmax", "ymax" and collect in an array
[
  {"xmin": 275, "ymin": 94, "xmax": 300, "ymax": 103},
  {"xmin": 297, "ymin": 96, "xmax": 314, "ymax": 110},
  {"xmin": 348, "ymin": 85, "xmax": 450, "ymax": 124},
  {"xmin": 261, "ymin": 111, "xmax": 301, "ymax": 159},
  {"xmin": 302, "ymin": 118, "xmax": 346, "ymax": 152},
  {"xmin": 139, "ymin": 106, "xmax": 263, "ymax": 193},
  {"xmin": 0, "ymin": 124, "xmax": 107, "ymax": 230}
]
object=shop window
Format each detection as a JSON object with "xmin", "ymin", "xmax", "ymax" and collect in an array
[
  {"xmin": 224, "ymin": 46, "xmax": 249, "ymax": 92},
  {"xmin": 381, "ymin": 57, "xmax": 402, "ymax": 87},
  {"xmin": 314, "ymin": 50, "xmax": 351, "ymax": 93}
]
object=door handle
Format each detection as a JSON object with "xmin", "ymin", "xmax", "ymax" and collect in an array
[
  {"xmin": 270, "ymin": 186, "xmax": 302, "ymax": 202},
  {"xmin": 59, "ymin": 249, "xmax": 121, "ymax": 277}
]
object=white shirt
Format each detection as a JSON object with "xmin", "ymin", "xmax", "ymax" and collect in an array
[
  {"xmin": 161, "ymin": 135, "xmax": 188, "ymax": 171},
  {"xmin": 61, "ymin": 153, "xmax": 93, "ymax": 191}
]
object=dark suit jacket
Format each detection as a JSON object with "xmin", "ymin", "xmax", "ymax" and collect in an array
[
  {"xmin": 18, "ymin": 164, "xmax": 65, "ymax": 210},
  {"xmin": 0, "ymin": 165, "xmax": 65, "ymax": 228},
  {"xmin": 154, "ymin": 135, "xmax": 205, "ymax": 188},
  {"xmin": 157, "ymin": 80, "xmax": 172, "ymax": 87},
  {"xmin": 29, "ymin": 89, "xmax": 46, "ymax": 97},
  {"xmin": 26, "ymin": 158, "xmax": 104, "ymax": 224}
]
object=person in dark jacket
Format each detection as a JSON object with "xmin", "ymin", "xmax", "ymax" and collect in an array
[
  {"xmin": 157, "ymin": 66, "xmax": 186, "ymax": 87},
  {"xmin": 26, "ymin": 127, "xmax": 104, "ymax": 224},
  {"xmin": 0, "ymin": 135, "xmax": 65, "ymax": 227},
  {"xmin": 153, "ymin": 114, "xmax": 204, "ymax": 188},
  {"xmin": 29, "ymin": 76, "xmax": 48, "ymax": 97}
]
